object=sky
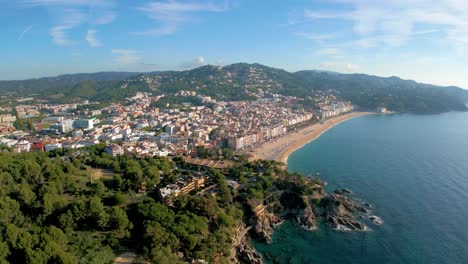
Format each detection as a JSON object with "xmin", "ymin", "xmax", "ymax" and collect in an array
[{"xmin": 1, "ymin": 0, "xmax": 468, "ymax": 89}]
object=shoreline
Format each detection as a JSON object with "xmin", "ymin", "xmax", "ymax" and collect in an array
[{"xmin": 249, "ymin": 112, "xmax": 376, "ymax": 165}]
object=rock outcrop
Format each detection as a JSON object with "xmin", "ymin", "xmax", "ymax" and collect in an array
[
  {"xmin": 249, "ymin": 204, "xmax": 284, "ymax": 243},
  {"xmin": 231, "ymin": 224, "xmax": 263, "ymax": 264},
  {"xmin": 242, "ymin": 178, "xmax": 383, "ymax": 263},
  {"xmin": 250, "ymin": 182, "xmax": 379, "ymax": 236},
  {"xmin": 315, "ymin": 193, "xmax": 370, "ymax": 231}
]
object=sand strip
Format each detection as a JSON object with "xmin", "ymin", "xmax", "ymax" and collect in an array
[{"xmin": 249, "ymin": 112, "xmax": 375, "ymax": 164}]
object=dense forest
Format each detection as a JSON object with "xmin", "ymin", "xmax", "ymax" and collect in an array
[
  {"xmin": 1, "ymin": 63, "xmax": 467, "ymax": 113},
  {"xmin": 0, "ymin": 145, "xmax": 310, "ymax": 263}
]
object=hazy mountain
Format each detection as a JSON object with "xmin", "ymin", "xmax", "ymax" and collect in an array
[{"xmin": 0, "ymin": 72, "xmax": 141, "ymax": 95}]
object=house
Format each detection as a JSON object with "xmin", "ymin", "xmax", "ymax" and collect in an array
[
  {"xmin": 158, "ymin": 176, "xmax": 207, "ymax": 203},
  {"xmin": 30, "ymin": 142, "xmax": 45, "ymax": 152},
  {"xmin": 105, "ymin": 144, "xmax": 125, "ymax": 157}
]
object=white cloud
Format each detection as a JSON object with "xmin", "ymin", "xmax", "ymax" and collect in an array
[
  {"xmin": 112, "ymin": 49, "xmax": 142, "ymax": 65},
  {"xmin": 18, "ymin": 25, "xmax": 33, "ymax": 40},
  {"xmin": 195, "ymin": 56, "xmax": 205, "ymax": 64},
  {"xmin": 179, "ymin": 56, "xmax": 208, "ymax": 69},
  {"xmin": 134, "ymin": 1, "xmax": 229, "ymax": 35},
  {"xmin": 301, "ymin": 0, "xmax": 468, "ymax": 51},
  {"xmin": 86, "ymin": 29, "xmax": 103, "ymax": 47}
]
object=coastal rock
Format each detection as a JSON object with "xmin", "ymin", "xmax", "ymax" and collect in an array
[
  {"xmin": 297, "ymin": 204, "xmax": 318, "ymax": 230},
  {"xmin": 369, "ymin": 215, "xmax": 383, "ymax": 225},
  {"xmin": 236, "ymin": 244, "xmax": 262, "ymax": 264},
  {"xmin": 252, "ymin": 211, "xmax": 283, "ymax": 243},
  {"xmin": 231, "ymin": 224, "xmax": 263, "ymax": 264},
  {"xmin": 245, "ymin": 177, "xmax": 377, "ymax": 262},
  {"xmin": 315, "ymin": 193, "xmax": 370, "ymax": 231},
  {"xmin": 333, "ymin": 188, "xmax": 352, "ymax": 195}
]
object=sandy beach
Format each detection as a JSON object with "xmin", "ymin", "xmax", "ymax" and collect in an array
[{"xmin": 249, "ymin": 112, "xmax": 375, "ymax": 164}]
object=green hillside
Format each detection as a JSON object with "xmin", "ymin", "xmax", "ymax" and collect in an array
[{"xmin": 1, "ymin": 63, "xmax": 467, "ymax": 114}]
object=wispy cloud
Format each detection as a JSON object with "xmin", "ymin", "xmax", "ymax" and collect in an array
[
  {"xmin": 112, "ymin": 49, "xmax": 142, "ymax": 65},
  {"xmin": 315, "ymin": 48, "xmax": 340, "ymax": 56},
  {"xmin": 316, "ymin": 62, "xmax": 361, "ymax": 73},
  {"xmin": 134, "ymin": 0, "xmax": 229, "ymax": 35},
  {"xmin": 23, "ymin": 0, "xmax": 117, "ymax": 45},
  {"xmin": 49, "ymin": 26, "xmax": 70, "ymax": 45},
  {"xmin": 86, "ymin": 29, "xmax": 103, "ymax": 47},
  {"xmin": 18, "ymin": 25, "xmax": 33, "ymax": 40},
  {"xmin": 23, "ymin": 0, "xmax": 112, "ymax": 7},
  {"xmin": 295, "ymin": 32, "xmax": 336, "ymax": 42},
  {"xmin": 299, "ymin": 0, "xmax": 468, "ymax": 51},
  {"xmin": 94, "ymin": 11, "xmax": 117, "ymax": 24},
  {"xmin": 48, "ymin": 9, "xmax": 86, "ymax": 45}
]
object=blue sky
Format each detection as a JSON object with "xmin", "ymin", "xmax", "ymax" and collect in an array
[{"xmin": 1, "ymin": 0, "xmax": 468, "ymax": 89}]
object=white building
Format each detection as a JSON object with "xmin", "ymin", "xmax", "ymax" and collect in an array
[{"xmin": 105, "ymin": 145, "xmax": 125, "ymax": 157}]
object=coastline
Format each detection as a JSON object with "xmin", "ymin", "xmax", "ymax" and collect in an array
[{"xmin": 249, "ymin": 112, "xmax": 375, "ymax": 165}]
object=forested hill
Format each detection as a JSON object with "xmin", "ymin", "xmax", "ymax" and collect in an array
[
  {"xmin": 1, "ymin": 63, "xmax": 467, "ymax": 113},
  {"xmin": 293, "ymin": 70, "xmax": 468, "ymax": 113},
  {"xmin": 0, "ymin": 72, "xmax": 140, "ymax": 95}
]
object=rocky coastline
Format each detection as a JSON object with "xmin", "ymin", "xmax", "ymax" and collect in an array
[{"xmin": 235, "ymin": 178, "xmax": 382, "ymax": 263}]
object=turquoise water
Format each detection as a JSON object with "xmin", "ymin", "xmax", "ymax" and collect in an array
[{"xmin": 254, "ymin": 112, "xmax": 468, "ymax": 264}]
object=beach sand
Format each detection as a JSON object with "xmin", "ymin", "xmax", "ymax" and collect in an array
[{"xmin": 249, "ymin": 112, "xmax": 375, "ymax": 164}]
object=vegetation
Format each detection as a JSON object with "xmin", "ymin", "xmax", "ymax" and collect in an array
[
  {"xmin": 294, "ymin": 71, "xmax": 468, "ymax": 113},
  {"xmin": 0, "ymin": 145, "xmax": 319, "ymax": 263},
  {"xmin": 1, "ymin": 63, "xmax": 467, "ymax": 113}
]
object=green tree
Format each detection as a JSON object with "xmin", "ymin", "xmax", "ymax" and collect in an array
[
  {"xmin": 109, "ymin": 206, "xmax": 130, "ymax": 236},
  {"xmin": 144, "ymin": 166, "xmax": 160, "ymax": 187},
  {"xmin": 112, "ymin": 192, "xmax": 126, "ymax": 206},
  {"xmin": 0, "ymin": 241, "xmax": 10, "ymax": 263}
]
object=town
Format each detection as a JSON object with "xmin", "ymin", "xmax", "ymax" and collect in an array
[
  {"xmin": 0, "ymin": 91, "xmax": 353, "ymax": 157},
  {"xmin": 0, "ymin": 90, "xmax": 353, "ymax": 202}
]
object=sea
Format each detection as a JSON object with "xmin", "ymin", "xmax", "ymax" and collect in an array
[{"xmin": 254, "ymin": 112, "xmax": 468, "ymax": 264}]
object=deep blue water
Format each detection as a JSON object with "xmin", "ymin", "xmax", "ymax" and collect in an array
[{"xmin": 254, "ymin": 112, "xmax": 468, "ymax": 264}]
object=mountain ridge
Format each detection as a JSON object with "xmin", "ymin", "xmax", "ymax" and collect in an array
[
  {"xmin": 1, "ymin": 64, "xmax": 466, "ymax": 92},
  {"xmin": 1, "ymin": 63, "xmax": 467, "ymax": 113}
]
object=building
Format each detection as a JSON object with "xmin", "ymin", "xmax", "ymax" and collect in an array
[
  {"xmin": 90, "ymin": 110, "xmax": 102, "ymax": 116},
  {"xmin": 72, "ymin": 130, "xmax": 84, "ymax": 138},
  {"xmin": 0, "ymin": 114, "xmax": 16, "ymax": 124},
  {"xmin": 105, "ymin": 144, "xmax": 125, "ymax": 157},
  {"xmin": 42, "ymin": 116, "xmax": 65, "ymax": 124},
  {"xmin": 0, "ymin": 126, "xmax": 15, "ymax": 135},
  {"xmin": 12, "ymin": 141, "xmax": 31, "ymax": 153},
  {"xmin": 45, "ymin": 143, "xmax": 63, "ymax": 152},
  {"xmin": 51, "ymin": 118, "xmax": 95, "ymax": 133},
  {"xmin": 158, "ymin": 176, "xmax": 207, "ymax": 202},
  {"xmin": 74, "ymin": 118, "xmax": 94, "ymax": 130},
  {"xmin": 0, "ymin": 138, "xmax": 18, "ymax": 147},
  {"xmin": 30, "ymin": 142, "xmax": 45, "ymax": 152},
  {"xmin": 228, "ymin": 136, "xmax": 245, "ymax": 150}
]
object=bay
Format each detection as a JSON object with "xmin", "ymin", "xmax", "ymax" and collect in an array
[{"xmin": 254, "ymin": 112, "xmax": 468, "ymax": 264}]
